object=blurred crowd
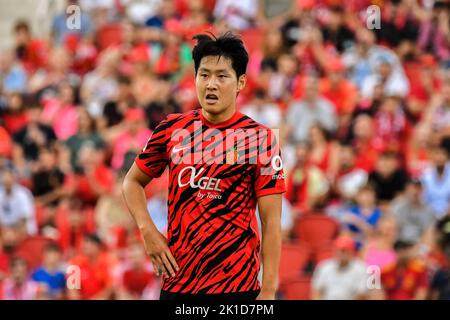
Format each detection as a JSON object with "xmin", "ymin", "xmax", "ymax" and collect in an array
[{"xmin": 0, "ymin": 0, "xmax": 449, "ymax": 300}]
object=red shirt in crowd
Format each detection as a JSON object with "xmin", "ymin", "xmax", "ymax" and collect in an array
[{"xmin": 381, "ymin": 261, "xmax": 429, "ymax": 300}]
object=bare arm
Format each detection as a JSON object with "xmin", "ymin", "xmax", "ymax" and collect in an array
[
  {"xmin": 122, "ymin": 163, "xmax": 179, "ymax": 278},
  {"xmin": 256, "ymin": 193, "xmax": 283, "ymax": 300}
]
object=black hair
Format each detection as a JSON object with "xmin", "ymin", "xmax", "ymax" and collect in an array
[
  {"xmin": 393, "ymin": 240, "xmax": 414, "ymax": 251},
  {"xmin": 84, "ymin": 233, "xmax": 102, "ymax": 246},
  {"xmin": 192, "ymin": 31, "xmax": 249, "ymax": 79},
  {"xmin": 14, "ymin": 19, "xmax": 30, "ymax": 33},
  {"xmin": 10, "ymin": 256, "xmax": 28, "ymax": 269},
  {"xmin": 45, "ymin": 242, "xmax": 62, "ymax": 253}
]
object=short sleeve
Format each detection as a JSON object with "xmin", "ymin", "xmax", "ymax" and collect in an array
[
  {"xmin": 254, "ymin": 129, "xmax": 286, "ymax": 198},
  {"xmin": 135, "ymin": 118, "xmax": 170, "ymax": 178}
]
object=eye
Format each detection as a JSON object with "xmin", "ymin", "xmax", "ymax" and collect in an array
[
  {"xmin": 200, "ymin": 74, "xmax": 208, "ymax": 78},
  {"xmin": 219, "ymin": 75, "xmax": 227, "ymax": 79}
]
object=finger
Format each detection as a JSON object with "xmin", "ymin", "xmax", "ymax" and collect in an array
[
  {"xmin": 150, "ymin": 257, "xmax": 163, "ymax": 277},
  {"xmin": 165, "ymin": 250, "xmax": 180, "ymax": 272},
  {"xmin": 161, "ymin": 253, "xmax": 175, "ymax": 277},
  {"xmin": 155, "ymin": 255, "xmax": 170, "ymax": 278}
]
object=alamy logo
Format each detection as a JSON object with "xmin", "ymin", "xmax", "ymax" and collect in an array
[
  {"xmin": 167, "ymin": 121, "xmax": 283, "ymax": 175},
  {"xmin": 66, "ymin": 265, "xmax": 81, "ymax": 290},
  {"xmin": 367, "ymin": 265, "xmax": 382, "ymax": 290},
  {"xmin": 66, "ymin": 5, "xmax": 81, "ymax": 30},
  {"xmin": 366, "ymin": 5, "xmax": 381, "ymax": 30}
]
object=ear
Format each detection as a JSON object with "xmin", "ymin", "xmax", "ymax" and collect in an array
[{"xmin": 237, "ymin": 74, "xmax": 247, "ymax": 92}]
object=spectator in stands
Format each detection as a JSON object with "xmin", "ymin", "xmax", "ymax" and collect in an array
[
  {"xmin": 0, "ymin": 50, "xmax": 27, "ymax": 94},
  {"xmin": 65, "ymin": 107, "xmax": 105, "ymax": 171},
  {"xmin": 307, "ymin": 124, "xmax": 339, "ymax": 178},
  {"xmin": 0, "ymin": 166, "xmax": 37, "ymax": 235},
  {"xmin": 12, "ymin": 20, "xmax": 48, "ymax": 75},
  {"xmin": 333, "ymin": 143, "xmax": 368, "ymax": 200},
  {"xmin": 51, "ymin": 0, "xmax": 93, "ymax": 46},
  {"xmin": 368, "ymin": 151, "xmax": 409, "ymax": 203},
  {"xmin": 240, "ymin": 88, "xmax": 281, "ymax": 128},
  {"xmin": 361, "ymin": 216, "xmax": 397, "ymax": 271},
  {"xmin": 319, "ymin": 58, "xmax": 358, "ymax": 135},
  {"xmin": 417, "ymin": 0, "xmax": 450, "ymax": 62},
  {"xmin": 248, "ymin": 27, "xmax": 286, "ymax": 77},
  {"xmin": 268, "ymin": 53, "xmax": 299, "ymax": 103},
  {"xmin": 213, "ymin": 0, "xmax": 264, "ymax": 31},
  {"xmin": 1, "ymin": 257, "xmax": 39, "ymax": 300},
  {"xmin": 285, "ymin": 142, "xmax": 329, "ymax": 214},
  {"xmin": 31, "ymin": 243, "xmax": 66, "ymax": 300},
  {"xmin": 430, "ymin": 215, "xmax": 450, "ymax": 300},
  {"xmin": 425, "ymin": 80, "xmax": 450, "ymax": 139},
  {"xmin": 111, "ymin": 108, "xmax": 151, "ymax": 172},
  {"xmin": 66, "ymin": 144, "xmax": 114, "ymax": 208},
  {"xmin": 40, "ymin": 81, "xmax": 79, "ymax": 141},
  {"xmin": 116, "ymin": 242, "xmax": 159, "ymax": 300},
  {"xmin": 421, "ymin": 143, "xmax": 450, "ymax": 219},
  {"xmin": 68, "ymin": 234, "xmax": 116, "ymax": 300},
  {"xmin": 343, "ymin": 28, "xmax": 408, "ymax": 91},
  {"xmin": 287, "ymin": 75, "xmax": 337, "ymax": 143},
  {"xmin": 405, "ymin": 123, "xmax": 432, "ymax": 178},
  {"xmin": 31, "ymin": 147, "xmax": 66, "ymax": 230},
  {"xmin": 372, "ymin": 96, "xmax": 409, "ymax": 152},
  {"xmin": 144, "ymin": 76, "xmax": 182, "ymax": 130},
  {"xmin": 311, "ymin": 235, "xmax": 368, "ymax": 300},
  {"xmin": 99, "ymin": 76, "xmax": 135, "ymax": 130},
  {"xmin": 320, "ymin": 5, "xmax": 354, "ymax": 53},
  {"xmin": 13, "ymin": 103, "xmax": 57, "ymax": 162},
  {"xmin": 95, "ymin": 174, "xmax": 135, "ymax": 249},
  {"xmin": 0, "ymin": 229, "xmax": 10, "ymax": 282},
  {"xmin": 28, "ymin": 47, "xmax": 80, "ymax": 98},
  {"xmin": 380, "ymin": 240, "xmax": 429, "ymax": 300},
  {"xmin": 391, "ymin": 178, "xmax": 436, "ymax": 245},
  {"xmin": 2, "ymin": 92, "xmax": 28, "ymax": 136},
  {"xmin": 348, "ymin": 114, "xmax": 384, "ymax": 173},
  {"xmin": 340, "ymin": 184, "xmax": 382, "ymax": 249},
  {"xmin": 361, "ymin": 54, "xmax": 410, "ymax": 99},
  {"xmin": 81, "ymin": 48, "xmax": 120, "ymax": 117},
  {"xmin": 0, "ymin": 126, "xmax": 12, "ymax": 161}
]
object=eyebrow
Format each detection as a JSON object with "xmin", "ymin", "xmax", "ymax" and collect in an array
[{"xmin": 198, "ymin": 68, "xmax": 230, "ymax": 74}]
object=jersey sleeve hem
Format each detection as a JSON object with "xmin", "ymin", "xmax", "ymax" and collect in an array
[
  {"xmin": 135, "ymin": 158, "xmax": 160, "ymax": 178},
  {"xmin": 255, "ymin": 187, "xmax": 286, "ymax": 198}
]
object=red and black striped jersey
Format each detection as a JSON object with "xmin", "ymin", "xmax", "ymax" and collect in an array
[{"xmin": 135, "ymin": 109, "xmax": 286, "ymax": 294}]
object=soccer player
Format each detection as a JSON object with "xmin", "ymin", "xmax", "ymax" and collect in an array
[{"xmin": 122, "ymin": 32, "xmax": 286, "ymax": 300}]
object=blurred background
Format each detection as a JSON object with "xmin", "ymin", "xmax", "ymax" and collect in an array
[{"xmin": 0, "ymin": 0, "xmax": 449, "ymax": 300}]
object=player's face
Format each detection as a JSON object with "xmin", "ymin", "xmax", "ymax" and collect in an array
[{"xmin": 196, "ymin": 55, "xmax": 246, "ymax": 116}]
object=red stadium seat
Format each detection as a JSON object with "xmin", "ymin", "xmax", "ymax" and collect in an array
[
  {"xmin": 96, "ymin": 23, "xmax": 123, "ymax": 51},
  {"xmin": 281, "ymin": 276, "xmax": 312, "ymax": 300},
  {"xmin": 240, "ymin": 28, "xmax": 264, "ymax": 54},
  {"xmin": 314, "ymin": 244, "xmax": 335, "ymax": 264},
  {"xmin": 14, "ymin": 235, "xmax": 53, "ymax": 270},
  {"xmin": 293, "ymin": 213, "xmax": 339, "ymax": 251},
  {"xmin": 279, "ymin": 241, "xmax": 312, "ymax": 286}
]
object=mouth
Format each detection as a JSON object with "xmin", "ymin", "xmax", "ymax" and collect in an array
[{"xmin": 205, "ymin": 94, "xmax": 219, "ymax": 104}]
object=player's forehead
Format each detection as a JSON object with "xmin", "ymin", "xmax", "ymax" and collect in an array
[{"xmin": 198, "ymin": 55, "xmax": 234, "ymax": 74}]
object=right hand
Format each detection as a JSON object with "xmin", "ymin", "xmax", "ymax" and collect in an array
[{"xmin": 142, "ymin": 229, "xmax": 179, "ymax": 278}]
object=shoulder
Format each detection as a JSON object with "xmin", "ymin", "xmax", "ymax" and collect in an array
[
  {"xmin": 160, "ymin": 110, "xmax": 198, "ymax": 128},
  {"xmin": 351, "ymin": 259, "xmax": 368, "ymax": 272},
  {"xmin": 409, "ymin": 260, "xmax": 426, "ymax": 273}
]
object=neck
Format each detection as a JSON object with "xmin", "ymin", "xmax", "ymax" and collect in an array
[{"xmin": 202, "ymin": 106, "xmax": 236, "ymax": 124}]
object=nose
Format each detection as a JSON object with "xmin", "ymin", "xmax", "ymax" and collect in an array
[{"xmin": 206, "ymin": 76, "xmax": 218, "ymax": 90}]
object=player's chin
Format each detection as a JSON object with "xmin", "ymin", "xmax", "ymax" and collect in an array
[{"xmin": 201, "ymin": 101, "xmax": 224, "ymax": 114}]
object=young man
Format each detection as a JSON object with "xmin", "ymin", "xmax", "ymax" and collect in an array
[{"xmin": 122, "ymin": 32, "xmax": 286, "ymax": 300}]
